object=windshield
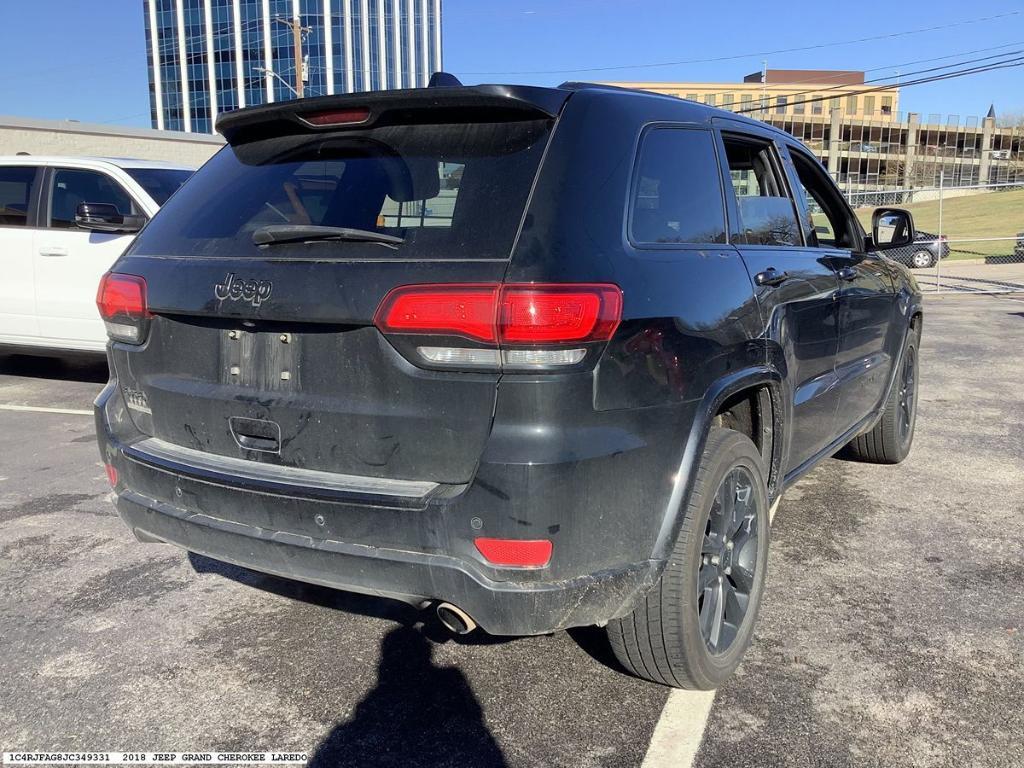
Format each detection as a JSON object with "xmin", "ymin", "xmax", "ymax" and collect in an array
[
  {"xmin": 127, "ymin": 119, "xmax": 552, "ymax": 261},
  {"xmin": 124, "ymin": 168, "xmax": 193, "ymax": 206}
]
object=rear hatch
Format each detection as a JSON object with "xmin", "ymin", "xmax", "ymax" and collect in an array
[{"xmin": 108, "ymin": 87, "xmax": 564, "ymax": 486}]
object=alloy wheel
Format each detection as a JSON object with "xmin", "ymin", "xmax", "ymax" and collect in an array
[
  {"xmin": 897, "ymin": 346, "xmax": 917, "ymax": 445},
  {"xmin": 698, "ymin": 466, "xmax": 761, "ymax": 655}
]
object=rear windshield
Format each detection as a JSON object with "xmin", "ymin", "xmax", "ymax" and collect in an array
[
  {"xmin": 124, "ymin": 168, "xmax": 193, "ymax": 205},
  {"xmin": 128, "ymin": 119, "xmax": 552, "ymax": 260}
]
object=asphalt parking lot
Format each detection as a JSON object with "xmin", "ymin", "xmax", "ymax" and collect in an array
[
  {"xmin": 914, "ymin": 261, "xmax": 1024, "ymax": 294},
  {"xmin": 1, "ymin": 294, "xmax": 1022, "ymax": 767}
]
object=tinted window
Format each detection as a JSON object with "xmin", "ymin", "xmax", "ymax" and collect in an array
[
  {"xmin": 722, "ymin": 137, "xmax": 801, "ymax": 247},
  {"xmin": 124, "ymin": 168, "xmax": 193, "ymax": 205},
  {"xmin": 630, "ymin": 128, "xmax": 726, "ymax": 245},
  {"xmin": 0, "ymin": 166, "xmax": 36, "ymax": 227},
  {"xmin": 129, "ymin": 119, "xmax": 552, "ymax": 261},
  {"xmin": 49, "ymin": 169, "xmax": 136, "ymax": 229}
]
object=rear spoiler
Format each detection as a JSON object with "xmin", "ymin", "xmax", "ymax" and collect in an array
[{"xmin": 216, "ymin": 85, "xmax": 570, "ymax": 146}]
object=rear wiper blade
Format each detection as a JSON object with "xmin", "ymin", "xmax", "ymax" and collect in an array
[{"xmin": 253, "ymin": 224, "xmax": 405, "ymax": 249}]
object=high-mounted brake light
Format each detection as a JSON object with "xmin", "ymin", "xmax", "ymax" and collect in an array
[
  {"xmin": 300, "ymin": 107, "xmax": 371, "ymax": 127},
  {"xmin": 96, "ymin": 272, "xmax": 151, "ymax": 344},
  {"xmin": 475, "ymin": 537, "xmax": 553, "ymax": 568}
]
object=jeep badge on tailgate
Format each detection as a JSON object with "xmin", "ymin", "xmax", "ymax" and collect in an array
[{"xmin": 214, "ymin": 273, "xmax": 273, "ymax": 307}]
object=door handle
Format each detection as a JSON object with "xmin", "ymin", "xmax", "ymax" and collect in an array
[
  {"xmin": 836, "ymin": 266, "xmax": 858, "ymax": 281},
  {"xmin": 229, "ymin": 416, "xmax": 281, "ymax": 454},
  {"xmin": 235, "ymin": 433, "xmax": 281, "ymax": 452},
  {"xmin": 754, "ymin": 267, "xmax": 789, "ymax": 287},
  {"xmin": 39, "ymin": 246, "xmax": 68, "ymax": 257}
]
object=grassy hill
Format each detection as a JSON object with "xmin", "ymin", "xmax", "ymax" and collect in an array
[{"xmin": 852, "ymin": 188, "xmax": 1024, "ymax": 259}]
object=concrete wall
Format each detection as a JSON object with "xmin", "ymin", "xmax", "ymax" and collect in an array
[{"xmin": 0, "ymin": 115, "xmax": 224, "ymax": 168}]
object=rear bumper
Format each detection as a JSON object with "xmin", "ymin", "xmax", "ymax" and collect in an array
[
  {"xmin": 113, "ymin": 488, "xmax": 659, "ymax": 636},
  {"xmin": 95, "ymin": 379, "xmax": 682, "ymax": 636}
]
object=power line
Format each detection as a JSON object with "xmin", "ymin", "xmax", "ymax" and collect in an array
[
  {"xmin": 454, "ymin": 10, "xmax": 1022, "ymax": 76},
  {"xmin": 719, "ymin": 48, "xmax": 1024, "ymax": 111},
  {"xmin": 718, "ymin": 40, "xmax": 1024, "ymax": 92},
  {"xmin": 734, "ymin": 57, "xmax": 1024, "ymax": 114}
]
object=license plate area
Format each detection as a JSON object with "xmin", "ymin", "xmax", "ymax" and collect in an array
[{"xmin": 221, "ymin": 327, "xmax": 301, "ymax": 391}]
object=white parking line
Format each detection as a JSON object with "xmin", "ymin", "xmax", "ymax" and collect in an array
[
  {"xmin": 642, "ymin": 688, "xmax": 716, "ymax": 767},
  {"xmin": 642, "ymin": 493, "xmax": 784, "ymax": 767},
  {"xmin": 0, "ymin": 404, "xmax": 92, "ymax": 416}
]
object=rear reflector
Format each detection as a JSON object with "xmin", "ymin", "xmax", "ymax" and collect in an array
[
  {"xmin": 96, "ymin": 273, "xmax": 150, "ymax": 344},
  {"xmin": 375, "ymin": 283, "xmax": 622, "ymax": 345},
  {"xmin": 475, "ymin": 537, "xmax": 553, "ymax": 568},
  {"xmin": 300, "ymin": 107, "xmax": 371, "ymax": 126},
  {"xmin": 104, "ymin": 463, "xmax": 118, "ymax": 487}
]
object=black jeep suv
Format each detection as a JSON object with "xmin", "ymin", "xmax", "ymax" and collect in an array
[{"xmin": 94, "ymin": 81, "xmax": 922, "ymax": 689}]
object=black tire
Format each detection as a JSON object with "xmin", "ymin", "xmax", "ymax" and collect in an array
[
  {"xmin": 606, "ymin": 427, "xmax": 770, "ymax": 689},
  {"xmin": 841, "ymin": 330, "xmax": 919, "ymax": 464}
]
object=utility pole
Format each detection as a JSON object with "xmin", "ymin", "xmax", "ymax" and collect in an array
[
  {"xmin": 274, "ymin": 14, "xmax": 311, "ymax": 98},
  {"xmin": 761, "ymin": 60, "xmax": 768, "ymax": 119}
]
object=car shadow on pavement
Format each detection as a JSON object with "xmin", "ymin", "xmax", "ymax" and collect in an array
[
  {"xmin": 187, "ymin": 553, "xmax": 510, "ymax": 766},
  {"xmin": 0, "ymin": 353, "xmax": 108, "ymax": 383},
  {"xmin": 308, "ymin": 625, "xmax": 509, "ymax": 768},
  {"xmin": 565, "ymin": 625, "xmax": 627, "ymax": 675}
]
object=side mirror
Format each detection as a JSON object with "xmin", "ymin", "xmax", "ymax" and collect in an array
[
  {"xmin": 75, "ymin": 202, "xmax": 147, "ymax": 234},
  {"xmin": 870, "ymin": 207, "xmax": 915, "ymax": 251}
]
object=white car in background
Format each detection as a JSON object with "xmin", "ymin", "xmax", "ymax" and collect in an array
[{"xmin": 0, "ymin": 156, "xmax": 193, "ymax": 355}]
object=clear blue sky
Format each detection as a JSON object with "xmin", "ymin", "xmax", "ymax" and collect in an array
[{"xmin": 0, "ymin": 0, "xmax": 1021, "ymax": 129}]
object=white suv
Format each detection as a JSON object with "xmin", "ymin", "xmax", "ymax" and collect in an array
[{"xmin": 0, "ymin": 156, "xmax": 193, "ymax": 354}]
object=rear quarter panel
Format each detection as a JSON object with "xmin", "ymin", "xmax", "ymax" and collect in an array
[{"xmin": 487, "ymin": 91, "xmax": 766, "ymax": 575}]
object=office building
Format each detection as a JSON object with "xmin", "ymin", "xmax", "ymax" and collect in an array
[{"xmin": 144, "ymin": 0, "xmax": 443, "ymax": 133}]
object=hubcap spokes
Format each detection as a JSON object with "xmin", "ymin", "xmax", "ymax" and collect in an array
[{"xmin": 698, "ymin": 467, "xmax": 759, "ymax": 655}]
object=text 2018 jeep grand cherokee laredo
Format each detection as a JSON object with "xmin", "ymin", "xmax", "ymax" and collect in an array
[{"xmin": 94, "ymin": 80, "xmax": 922, "ymax": 689}]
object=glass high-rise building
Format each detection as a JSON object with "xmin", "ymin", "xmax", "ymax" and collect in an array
[{"xmin": 143, "ymin": 0, "xmax": 443, "ymax": 133}]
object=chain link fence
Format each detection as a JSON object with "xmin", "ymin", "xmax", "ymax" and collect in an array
[
  {"xmin": 845, "ymin": 179, "xmax": 1024, "ymax": 294},
  {"xmin": 758, "ymin": 109, "xmax": 1024, "ymax": 293}
]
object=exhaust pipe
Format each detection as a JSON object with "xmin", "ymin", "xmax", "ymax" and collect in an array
[{"xmin": 435, "ymin": 602, "xmax": 478, "ymax": 635}]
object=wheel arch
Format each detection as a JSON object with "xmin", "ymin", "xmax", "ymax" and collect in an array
[{"xmin": 649, "ymin": 366, "xmax": 784, "ymax": 563}]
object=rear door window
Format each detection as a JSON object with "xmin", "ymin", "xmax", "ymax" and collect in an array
[
  {"xmin": 630, "ymin": 127, "xmax": 726, "ymax": 245},
  {"xmin": 0, "ymin": 166, "xmax": 38, "ymax": 227},
  {"xmin": 129, "ymin": 119, "xmax": 552, "ymax": 260},
  {"xmin": 721, "ymin": 135, "xmax": 802, "ymax": 247},
  {"xmin": 123, "ymin": 168, "xmax": 193, "ymax": 205}
]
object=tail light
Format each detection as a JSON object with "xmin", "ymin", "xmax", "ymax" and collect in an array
[
  {"xmin": 97, "ymin": 272, "xmax": 151, "ymax": 344},
  {"xmin": 374, "ymin": 283, "xmax": 622, "ymax": 370},
  {"xmin": 500, "ymin": 285, "xmax": 622, "ymax": 343}
]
